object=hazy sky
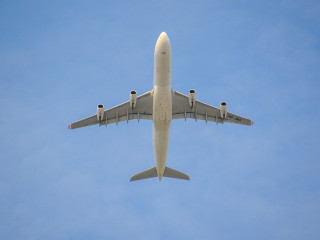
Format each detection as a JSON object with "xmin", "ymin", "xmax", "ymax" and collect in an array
[{"xmin": 1, "ymin": 1, "xmax": 320, "ymax": 239}]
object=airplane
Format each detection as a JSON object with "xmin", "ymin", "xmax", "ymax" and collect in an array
[{"xmin": 68, "ymin": 32, "xmax": 253, "ymax": 182}]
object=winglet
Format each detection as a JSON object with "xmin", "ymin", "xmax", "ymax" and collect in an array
[
  {"xmin": 68, "ymin": 124, "xmax": 71, "ymax": 129},
  {"xmin": 251, "ymin": 121, "xmax": 254, "ymax": 126}
]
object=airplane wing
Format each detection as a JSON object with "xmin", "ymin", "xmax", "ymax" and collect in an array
[
  {"xmin": 172, "ymin": 90, "xmax": 253, "ymax": 126},
  {"xmin": 69, "ymin": 91, "xmax": 153, "ymax": 130}
]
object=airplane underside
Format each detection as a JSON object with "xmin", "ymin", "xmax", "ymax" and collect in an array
[{"xmin": 68, "ymin": 32, "xmax": 253, "ymax": 181}]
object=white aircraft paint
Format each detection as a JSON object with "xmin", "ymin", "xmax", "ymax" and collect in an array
[{"xmin": 152, "ymin": 32, "xmax": 172, "ymax": 181}]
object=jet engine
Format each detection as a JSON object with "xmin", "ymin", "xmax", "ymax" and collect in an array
[
  {"xmin": 130, "ymin": 90, "xmax": 137, "ymax": 108},
  {"xmin": 97, "ymin": 104, "xmax": 104, "ymax": 122},
  {"xmin": 220, "ymin": 102, "xmax": 227, "ymax": 119},
  {"xmin": 188, "ymin": 89, "xmax": 196, "ymax": 108}
]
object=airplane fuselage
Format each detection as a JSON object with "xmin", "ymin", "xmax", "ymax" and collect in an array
[{"xmin": 153, "ymin": 32, "xmax": 172, "ymax": 180}]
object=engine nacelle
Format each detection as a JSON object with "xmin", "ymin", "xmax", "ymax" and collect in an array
[
  {"xmin": 220, "ymin": 102, "xmax": 227, "ymax": 119},
  {"xmin": 188, "ymin": 89, "xmax": 196, "ymax": 108},
  {"xmin": 129, "ymin": 90, "xmax": 137, "ymax": 108},
  {"xmin": 97, "ymin": 104, "xmax": 104, "ymax": 122}
]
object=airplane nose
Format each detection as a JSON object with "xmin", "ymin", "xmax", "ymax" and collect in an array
[
  {"xmin": 158, "ymin": 32, "xmax": 169, "ymax": 43},
  {"xmin": 154, "ymin": 32, "xmax": 171, "ymax": 56},
  {"xmin": 155, "ymin": 32, "xmax": 171, "ymax": 54},
  {"xmin": 160, "ymin": 32, "xmax": 168, "ymax": 39}
]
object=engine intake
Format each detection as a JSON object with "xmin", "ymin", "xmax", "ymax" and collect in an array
[
  {"xmin": 130, "ymin": 90, "xmax": 137, "ymax": 108},
  {"xmin": 188, "ymin": 89, "xmax": 196, "ymax": 108},
  {"xmin": 97, "ymin": 104, "xmax": 104, "ymax": 122},
  {"xmin": 220, "ymin": 102, "xmax": 227, "ymax": 119}
]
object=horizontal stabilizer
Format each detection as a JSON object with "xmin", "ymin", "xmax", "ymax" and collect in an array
[
  {"xmin": 163, "ymin": 166, "xmax": 190, "ymax": 180},
  {"xmin": 130, "ymin": 166, "xmax": 190, "ymax": 181},
  {"xmin": 130, "ymin": 167, "xmax": 157, "ymax": 181}
]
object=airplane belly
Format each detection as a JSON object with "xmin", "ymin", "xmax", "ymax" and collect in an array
[
  {"xmin": 152, "ymin": 122, "xmax": 170, "ymax": 178},
  {"xmin": 152, "ymin": 32, "xmax": 172, "ymax": 180},
  {"xmin": 152, "ymin": 85, "xmax": 172, "ymax": 179}
]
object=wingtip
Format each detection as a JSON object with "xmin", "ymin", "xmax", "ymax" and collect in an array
[
  {"xmin": 68, "ymin": 124, "xmax": 71, "ymax": 129},
  {"xmin": 251, "ymin": 121, "xmax": 254, "ymax": 126}
]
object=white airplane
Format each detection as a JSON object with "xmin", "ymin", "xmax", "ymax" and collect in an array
[{"xmin": 68, "ymin": 32, "xmax": 253, "ymax": 181}]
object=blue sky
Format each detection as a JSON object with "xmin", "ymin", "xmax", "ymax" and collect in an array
[{"xmin": 1, "ymin": 0, "xmax": 320, "ymax": 239}]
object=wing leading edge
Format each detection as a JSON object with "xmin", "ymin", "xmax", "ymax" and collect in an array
[
  {"xmin": 172, "ymin": 90, "xmax": 253, "ymax": 126},
  {"xmin": 69, "ymin": 91, "xmax": 153, "ymax": 130},
  {"xmin": 69, "ymin": 89, "xmax": 252, "ymax": 129}
]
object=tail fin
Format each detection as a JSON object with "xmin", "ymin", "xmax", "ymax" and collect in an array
[{"xmin": 130, "ymin": 166, "xmax": 190, "ymax": 181}]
